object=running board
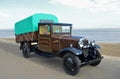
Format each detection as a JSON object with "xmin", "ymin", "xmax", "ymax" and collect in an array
[{"xmin": 32, "ymin": 46, "xmax": 54, "ymax": 58}]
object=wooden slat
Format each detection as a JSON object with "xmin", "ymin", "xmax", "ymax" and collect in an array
[{"xmin": 15, "ymin": 32, "xmax": 38, "ymax": 43}]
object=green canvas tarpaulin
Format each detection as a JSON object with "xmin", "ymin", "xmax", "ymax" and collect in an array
[{"xmin": 15, "ymin": 13, "xmax": 58, "ymax": 35}]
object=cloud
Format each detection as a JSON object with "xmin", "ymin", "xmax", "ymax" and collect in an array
[
  {"xmin": 49, "ymin": 0, "xmax": 120, "ymax": 13},
  {"xmin": 0, "ymin": 12, "xmax": 9, "ymax": 18},
  {"xmin": 49, "ymin": 0, "xmax": 94, "ymax": 8}
]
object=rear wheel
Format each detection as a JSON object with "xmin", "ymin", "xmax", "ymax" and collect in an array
[
  {"xmin": 22, "ymin": 43, "xmax": 31, "ymax": 58},
  {"xmin": 89, "ymin": 50, "xmax": 101, "ymax": 66},
  {"xmin": 63, "ymin": 53, "xmax": 81, "ymax": 76}
]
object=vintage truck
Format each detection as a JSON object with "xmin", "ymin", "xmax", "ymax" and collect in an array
[{"xmin": 15, "ymin": 13, "xmax": 103, "ymax": 75}]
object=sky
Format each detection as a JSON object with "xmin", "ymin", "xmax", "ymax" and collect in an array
[{"xmin": 0, "ymin": 0, "xmax": 120, "ymax": 29}]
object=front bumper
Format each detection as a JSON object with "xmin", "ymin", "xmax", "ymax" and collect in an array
[{"xmin": 81, "ymin": 56, "xmax": 103, "ymax": 66}]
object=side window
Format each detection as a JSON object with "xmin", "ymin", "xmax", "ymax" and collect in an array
[
  {"xmin": 39, "ymin": 25, "xmax": 50, "ymax": 35},
  {"xmin": 53, "ymin": 26, "xmax": 62, "ymax": 33}
]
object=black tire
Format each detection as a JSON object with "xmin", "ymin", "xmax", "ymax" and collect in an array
[
  {"xmin": 89, "ymin": 50, "xmax": 101, "ymax": 66},
  {"xmin": 22, "ymin": 43, "xmax": 31, "ymax": 58},
  {"xmin": 63, "ymin": 53, "xmax": 81, "ymax": 76}
]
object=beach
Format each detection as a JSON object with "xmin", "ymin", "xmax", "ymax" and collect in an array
[{"xmin": 99, "ymin": 43, "xmax": 120, "ymax": 57}]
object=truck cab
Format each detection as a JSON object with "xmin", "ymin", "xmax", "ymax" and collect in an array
[{"xmin": 38, "ymin": 23, "xmax": 72, "ymax": 53}]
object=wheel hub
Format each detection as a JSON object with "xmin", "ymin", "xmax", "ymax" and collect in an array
[{"xmin": 65, "ymin": 57, "xmax": 76, "ymax": 72}]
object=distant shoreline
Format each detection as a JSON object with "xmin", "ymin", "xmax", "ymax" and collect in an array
[
  {"xmin": 1, "ymin": 28, "xmax": 120, "ymax": 42},
  {"xmin": 0, "ymin": 38, "xmax": 15, "ymax": 42}
]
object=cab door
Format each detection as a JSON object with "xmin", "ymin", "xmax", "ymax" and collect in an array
[
  {"xmin": 52, "ymin": 36, "xmax": 60, "ymax": 52},
  {"xmin": 38, "ymin": 24, "xmax": 52, "ymax": 52}
]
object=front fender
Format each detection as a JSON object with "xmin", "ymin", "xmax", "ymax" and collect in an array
[
  {"xmin": 58, "ymin": 47, "xmax": 82, "ymax": 56},
  {"xmin": 94, "ymin": 44, "xmax": 101, "ymax": 49}
]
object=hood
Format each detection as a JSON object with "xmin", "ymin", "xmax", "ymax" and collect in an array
[
  {"xmin": 52, "ymin": 35, "xmax": 84, "ymax": 50},
  {"xmin": 72, "ymin": 36, "xmax": 84, "ymax": 39},
  {"xmin": 57, "ymin": 35, "xmax": 84, "ymax": 48}
]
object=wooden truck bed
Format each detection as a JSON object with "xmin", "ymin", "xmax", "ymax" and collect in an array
[{"xmin": 15, "ymin": 32, "xmax": 38, "ymax": 43}]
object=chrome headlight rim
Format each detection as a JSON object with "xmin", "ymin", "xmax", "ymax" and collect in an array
[
  {"xmin": 78, "ymin": 38, "xmax": 88, "ymax": 48},
  {"xmin": 90, "ymin": 40, "xmax": 96, "ymax": 46}
]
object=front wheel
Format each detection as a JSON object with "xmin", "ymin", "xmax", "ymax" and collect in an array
[
  {"xmin": 63, "ymin": 53, "xmax": 81, "ymax": 76},
  {"xmin": 89, "ymin": 50, "xmax": 101, "ymax": 66}
]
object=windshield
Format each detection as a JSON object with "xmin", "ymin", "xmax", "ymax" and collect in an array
[{"xmin": 53, "ymin": 25, "xmax": 71, "ymax": 33}]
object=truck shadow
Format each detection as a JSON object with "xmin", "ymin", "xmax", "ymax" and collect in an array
[
  {"xmin": 0, "ymin": 42, "xmax": 65, "ymax": 73},
  {"xmin": 24, "ymin": 53, "xmax": 64, "ymax": 73}
]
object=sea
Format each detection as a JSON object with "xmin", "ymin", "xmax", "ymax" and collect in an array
[{"xmin": 0, "ymin": 28, "xmax": 120, "ymax": 43}]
